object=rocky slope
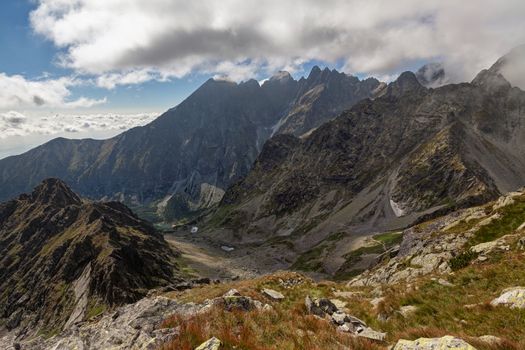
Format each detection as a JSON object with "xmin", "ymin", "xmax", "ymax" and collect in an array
[
  {"xmin": 210, "ymin": 54, "xmax": 525, "ymax": 276},
  {"xmin": 348, "ymin": 189, "xmax": 525, "ymax": 285},
  {"xmin": 0, "ymin": 179, "xmax": 180, "ymax": 338},
  {"xmin": 0, "ymin": 68, "xmax": 380, "ymax": 221}
]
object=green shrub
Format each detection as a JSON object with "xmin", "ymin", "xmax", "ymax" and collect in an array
[{"xmin": 449, "ymin": 250, "xmax": 478, "ymax": 271}]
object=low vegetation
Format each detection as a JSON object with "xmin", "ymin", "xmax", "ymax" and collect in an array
[
  {"xmin": 449, "ymin": 250, "xmax": 479, "ymax": 271},
  {"xmin": 471, "ymin": 195, "xmax": 525, "ymax": 245},
  {"xmin": 161, "ymin": 273, "xmax": 382, "ymax": 350}
]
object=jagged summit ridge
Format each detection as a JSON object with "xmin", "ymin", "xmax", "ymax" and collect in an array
[{"xmin": 30, "ymin": 178, "xmax": 82, "ymax": 207}]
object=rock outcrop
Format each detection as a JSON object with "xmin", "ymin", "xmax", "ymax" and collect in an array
[
  {"xmin": 491, "ymin": 287, "xmax": 525, "ymax": 309},
  {"xmin": 393, "ymin": 336, "xmax": 476, "ymax": 350},
  {"xmin": 195, "ymin": 337, "xmax": 222, "ymax": 350},
  {"xmin": 304, "ymin": 296, "xmax": 386, "ymax": 342},
  {"xmin": 0, "ymin": 296, "xmax": 200, "ymax": 350},
  {"xmin": 349, "ymin": 190, "xmax": 525, "ymax": 286}
]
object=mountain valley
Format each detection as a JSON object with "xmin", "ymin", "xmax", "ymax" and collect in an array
[{"xmin": 1, "ymin": 47, "xmax": 525, "ymax": 350}]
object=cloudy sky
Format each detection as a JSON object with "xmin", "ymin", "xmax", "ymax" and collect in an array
[{"xmin": 1, "ymin": 0, "xmax": 525, "ymax": 158}]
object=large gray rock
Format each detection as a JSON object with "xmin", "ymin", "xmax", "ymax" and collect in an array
[
  {"xmin": 491, "ymin": 287, "xmax": 525, "ymax": 308},
  {"xmin": 357, "ymin": 328, "xmax": 386, "ymax": 342},
  {"xmin": 261, "ymin": 288, "xmax": 285, "ymax": 301},
  {"xmin": 195, "ymin": 337, "xmax": 222, "ymax": 350},
  {"xmin": 393, "ymin": 336, "xmax": 476, "ymax": 349},
  {"xmin": 221, "ymin": 289, "xmax": 266, "ymax": 311},
  {"xmin": 304, "ymin": 296, "xmax": 337, "ymax": 317}
]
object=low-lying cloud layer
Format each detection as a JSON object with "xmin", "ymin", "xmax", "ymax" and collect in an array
[
  {"xmin": 0, "ymin": 110, "xmax": 157, "ymax": 138},
  {"xmin": 30, "ymin": 0, "xmax": 525, "ymax": 84},
  {"xmin": 0, "ymin": 110, "xmax": 159, "ymax": 158}
]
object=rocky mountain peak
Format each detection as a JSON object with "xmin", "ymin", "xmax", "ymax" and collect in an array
[
  {"xmin": 486, "ymin": 44, "xmax": 525, "ymax": 90},
  {"xmin": 416, "ymin": 62, "xmax": 447, "ymax": 88},
  {"xmin": 387, "ymin": 71, "xmax": 424, "ymax": 96},
  {"xmin": 269, "ymin": 70, "xmax": 293, "ymax": 83},
  {"xmin": 0, "ymin": 62, "xmax": 382, "ymax": 221},
  {"xmin": 308, "ymin": 65, "xmax": 322, "ymax": 79},
  {"xmin": 30, "ymin": 178, "xmax": 82, "ymax": 207},
  {"xmin": 472, "ymin": 69, "xmax": 512, "ymax": 93}
]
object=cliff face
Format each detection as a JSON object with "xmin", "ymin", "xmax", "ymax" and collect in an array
[
  {"xmin": 218, "ymin": 68, "xmax": 525, "ymax": 247},
  {"xmin": 0, "ymin": 69, "xmax": 380, "ymax": 221},
  {"xmin": 0, "ymin": 179, "xmax": 180, "ymax": 335}
]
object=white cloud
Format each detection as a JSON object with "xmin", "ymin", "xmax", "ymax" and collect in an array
[
  {"xmin": 0, "ymin": 72, "xmax": 106, "ymax": 109},
  {"xmin": 96, "ymin": 69, "xmax": 157, "ymax": 89},
  {"xmin": 29, "ymin": 0, "xmax": 525, "ymax": 83},
  {"xmin": 0, "ymin": 110, "xmax": 157, "ymax": 138}
]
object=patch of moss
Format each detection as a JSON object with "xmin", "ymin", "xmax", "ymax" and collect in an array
[
  {"xmin": 471, "ymin": 198, "xmax": 525, "ymax": 245},
  {"xmin": 291, "ymin": 244, "xmax": 327, "ymax": 272},
  {"xmin": 86, "ymin": 303, "xmax": 106, "ymax": 319},
  {"xmin": 373, "ymin": 231, "xmax": 403, "ymax": 246}
]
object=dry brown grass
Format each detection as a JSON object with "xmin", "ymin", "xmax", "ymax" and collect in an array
[
  {"xmin": 159, "ymin": 272, "xmax": 384, "ymax": 350},
  {"xmin": 159, "ymin": 303, "xmax": 384, "ymax": 350}
]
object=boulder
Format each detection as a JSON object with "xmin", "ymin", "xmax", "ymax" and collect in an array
[
  {"xmin": 305, "ymin": 296, "xmax": 325, "ymax": 317},
  {"xmin": 477, "ymin": 335, "xmax": 502, "ymax": 345},
  {"xmin": 470, "ymin": 241, "xmax": 499, "ymax": 254},
  {"xmin": 330, "ymin": 299, "xmax": 347, "ymax": 310},
  {"xmin": 492, "ymin": 196, "xmax": 515, "ymax": 210},
  {"xmin": 437, "ymin": 278, "xmax": 454, "ymax": 287},
  {"xmin": 304, "ymin": 296, "xmax": 338, "ymax": 317},
  {"xmin": 337, "ymin": 323, "xmax": 352, "ymax": 333},
  {"xmin": 357, "ymin": 328, "xmax": 386, "ymax": 342},
  {"xmin": 223, "ymin": 289, "xmax": 241, "ymax": 297},
  {"xmin": 318, "ymin": 298, "xmax": 338, "ymax": 315},
  {"xmin": 261, "ymin": 288, "xmax": 284, "ymax": 301},
  {"xmin": 491, "ymin": 287, "xmax": 525, "ymax": 308},
  {"xmin": 398, "ymin": 305, "xmax": 418, "ymax": 318},
  {"xmin": 195, "ymin": 337, "xmax": 222, "ymax": 350},
  {"xmin": 331, "ymin": 312, "xmax": 348, "ymax": 325},
  {"xmin": 220, "ymin": 289, "xmax": 267, "ymax": 312},
  {"xmin": 393, "ymin": 336, "xmax": 476, "ymax": 349}
]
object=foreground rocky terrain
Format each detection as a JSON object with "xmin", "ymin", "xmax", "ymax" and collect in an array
[
  {"xmin": 0, "ymin": 179, "xmax": 181, "ymax": 339},
  {"xmin": 3, "ymin": 190, "xmax": 525, "ymax": 349},
  {"xmin": 0, "ymin": 67, "xmax": 380, "ymax": 221}
]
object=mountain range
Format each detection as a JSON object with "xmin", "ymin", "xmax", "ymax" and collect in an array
[
  {"xmin": 0, "ymin": 67, "xmax": 380, "ymax": 221},
  {"xmin": 211, "ymin": 49, "xmax": 525, "ymax": 274}
]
